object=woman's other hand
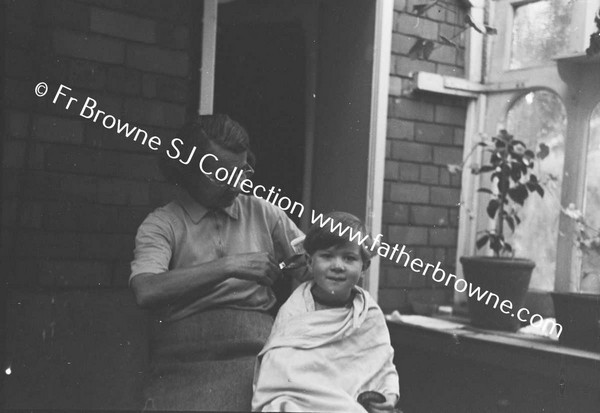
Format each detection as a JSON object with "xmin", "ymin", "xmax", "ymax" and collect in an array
[{"xmin": 225, "ymin": 252, "xmax": 281, "ymax": 286}]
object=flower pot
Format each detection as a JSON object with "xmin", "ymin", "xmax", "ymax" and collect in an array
[
  {"xmin": 460, "ymin": 256, "xmax": 534, "ymax": 332},
  {"xmin": 551, "ymin": 292, "xmax": 600, "ymax": 352}
]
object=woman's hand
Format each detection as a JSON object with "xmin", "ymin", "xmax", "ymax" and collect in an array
[{"xmin": 225, "ymin": 252, "xmax": 281, "ymax": 286}]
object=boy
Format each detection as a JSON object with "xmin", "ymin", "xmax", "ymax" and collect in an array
[{"xmin": 252, "ymin": 211, "xmax": 400, "ymax": 413}]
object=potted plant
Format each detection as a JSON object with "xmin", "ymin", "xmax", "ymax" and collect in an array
[
  {"xmin": 453, "ymin": 130, "xmax": 548, "ymax": 331},
  {"xmin": 551, "ymin": 204, "xmax": 600, "ymax": 351}
]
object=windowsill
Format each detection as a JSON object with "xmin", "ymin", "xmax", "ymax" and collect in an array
[
  {"xmin": 387, "ymin": 314, "xmax": 600, "ymax": 387},
  {"xmin": 390, "ymin": 313, "xmax": 598, "ymax": 356},
  {"xmin": 554, "ymin": 52, "xmax": 600, "ymax": 65}
]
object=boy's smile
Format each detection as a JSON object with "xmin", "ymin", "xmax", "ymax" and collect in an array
[{"xmin": 309, "ymin": 242, "xmax": 364, "ymax": 306}]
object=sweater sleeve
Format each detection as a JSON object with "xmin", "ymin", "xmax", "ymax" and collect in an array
[{"xmin": 129, "ymin": 211, "xmax": 174, "ymax": 283}]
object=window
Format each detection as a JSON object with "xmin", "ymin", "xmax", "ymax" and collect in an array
[
  {"xmin": 458, "ymin": 0, "xmax": 600, "ymax": 294},
  {"xmin": 505, "ymin": 90, "xmax": 566, "ymax": 290},
  {"xmin": 582, "ymin": 103, "xmax": 600, "ymax": 279},
  {"xmin": 510, "ymin": 0, "xmax": 575, "ymax": 69}
]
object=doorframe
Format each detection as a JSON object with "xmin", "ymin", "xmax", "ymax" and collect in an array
[
  {"xmin": 363, "ymin": 0, "xmax": 393, "ymax": 300},
  {"xmin": 199, "ymin": 0, "xmax": 218, "ymax": 115}
]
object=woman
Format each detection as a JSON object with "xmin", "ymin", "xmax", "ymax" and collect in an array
[{"xmin": 130, "ymin": 114, "xmax": 307, "ymax": 411}]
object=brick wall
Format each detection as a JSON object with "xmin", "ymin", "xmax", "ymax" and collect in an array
[
  {"xmin": 2, "ymin": 0, "xmax": 201, "ymax": 288},
  {"xmin": 378, "ymin": 0, "xmax": 468, "ymax": 313},
  {"xmin": 1, "ymin": 0, "xmax": 469, "ymax": 311}
]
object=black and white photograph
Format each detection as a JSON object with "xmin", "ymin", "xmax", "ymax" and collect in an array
[{"xmin": 1, "ymin": 0, "xmax": 599, "ymax": 411}]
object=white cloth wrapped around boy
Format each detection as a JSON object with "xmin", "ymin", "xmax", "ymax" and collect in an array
[{"xmin": 252, "ymin": 281, "xmax": 399, "ymax": 412}]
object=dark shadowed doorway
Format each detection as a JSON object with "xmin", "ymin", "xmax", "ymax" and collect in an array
[
  {"xmin": 214, "ymin": 1, "xmax": 307, "ymax": 226},
  {"xmin": 214, "ymin": 0, "xmax": 308, "ymax": 305}
]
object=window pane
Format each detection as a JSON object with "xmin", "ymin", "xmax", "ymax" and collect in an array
[
  {"xmin": 506, "ymin": 90, "xmax": 566, "ymax": 290},
  {"xmin": 582, "ymin": 103, "xmax": 600, "ymax": 283},
  {"xmin": 510, "ymin": 0, "xmax": 574, "ymax": 69}
]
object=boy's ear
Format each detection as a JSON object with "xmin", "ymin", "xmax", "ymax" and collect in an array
[
  {"xmin": 304, "ymin": 253, "xmax": 312, "ymax": 267},
  {"xmin": 362, "ymin": 259, "xmax": 371, "ymax": 271}
]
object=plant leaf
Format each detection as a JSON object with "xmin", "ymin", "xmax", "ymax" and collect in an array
[
  {"xmin": 465, "ymin": 14, "xmax": 486, "ymax": 34},
  {"xmin": 487, "ymin": 199, "xmax": 500, "ymax": 219},
  {"xmin": 504, "ymin": 214, "xmax": 515, "ymax": 232},
  {"xmin": 447, "ymin": 164, "xmax": 463, "ymax": 174},
  {"xmin": 408, "ymin": 38, "xmax": 436, "ymax": 60},
  {"xmin": 497, "ymin": 176, "xmax": 509, "ymax": 194},
  {"xmin": 476, "ymin": 234, "xmax": 490, "ymax": 249},
  {"xmin": 525, "ymin": 181, "xmax": 544, "ymax": 197},
  {"xmin": 519, "ymin": 162, "xmax": 528, "ymax": 175},
  {"xmin": 477, "ymin": 188, "xmax": 494, "ymax": 195},
  {"xmin": 493, "ymin": 137, "xmax": 506, "ymax": 149},
  {"xmin": 508, "ymin": 184, "xmax": 528, "ymax": 205},
  {"xmin": 423, "ymin": 41, "xmax": 435, "ymax": 59},
  {"xmin": 490, "ymin": 234, "xmax": 503, "ymax": 256},
  {"xmin": 456, "ymin": 0, "xmax": 472, "ymax": 11},
  {"xmin": 439, "ymin": 35, "xmax": 458, "ymax": 48},
  {"xmin": 484, "ymin": 25, "xmax": 498, "ymax": 35},
  {"xmin": 509, "ymin": 164, "xmax": 522, "ymax": 182},
  {"xmin": 408, "ymin": 38, "xmax": 426, "ymax": 59},
  {"xmin": 413, "ymin": 0, "xmax": 439, "ymax": 15},
  {"xmin": 537, "ymin": 143, "xmax": 550, "ymax": 159},
  {"xmin": 490, "ymin": 153, "xmax": 501, "ymax": 166},
  {"xmin": 498, "ymin": 129, "xmax": 513, "ymax": 142},
  {"xmin": 413, "ymin": 3, "xmax": 429, "ymax": 14},
  {"xmin": 479, "ymin": 165, "xmax": 495, "ymax": 173},
  {"xmin": 533, "ymin": 183, "xmax": 544, "ymax": 197}
]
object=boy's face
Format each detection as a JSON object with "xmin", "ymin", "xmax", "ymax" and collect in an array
[{"xmin": 308, "ymin": 242, "xmax": 364, "ymax": 304}]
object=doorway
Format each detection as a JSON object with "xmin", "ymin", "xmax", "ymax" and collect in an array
[
  {"xmin": 205, "ymin": 0, "xmax": 393, "ymax": 300},
  {"xmin": 214, "ymin": 1, "xmax": 307, "ymax": 225}
]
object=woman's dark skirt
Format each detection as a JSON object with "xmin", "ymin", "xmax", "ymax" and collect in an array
[{"xmin": 143, "ymin": 308, "xmax": 274, "ymax": 411}]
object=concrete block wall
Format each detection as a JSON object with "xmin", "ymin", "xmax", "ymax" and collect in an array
[
  {"xmin": 2, "ymin": 0, "xmax": 201, "ymax": 288},
  {"xmin": 378, "ymin": 0, "xmax": 468, "ymax": 313}
]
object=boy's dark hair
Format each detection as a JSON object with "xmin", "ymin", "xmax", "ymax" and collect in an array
[
  {"xmin": 303, "ymin": 211, "xmax": 374, "ymax": 270},
  {"xmin": 158, "ymin": 114, "xmax": 255, "ymax": 189}
]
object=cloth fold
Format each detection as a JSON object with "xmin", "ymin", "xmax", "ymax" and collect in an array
[{"xmin": 252, "ymin": 281, "xmax": 399, "ymax": 412}]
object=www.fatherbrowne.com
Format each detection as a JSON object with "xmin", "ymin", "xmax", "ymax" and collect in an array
[{"xmin": 310, "ymin": 210, "xmax": 563, "ymax": 338}]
